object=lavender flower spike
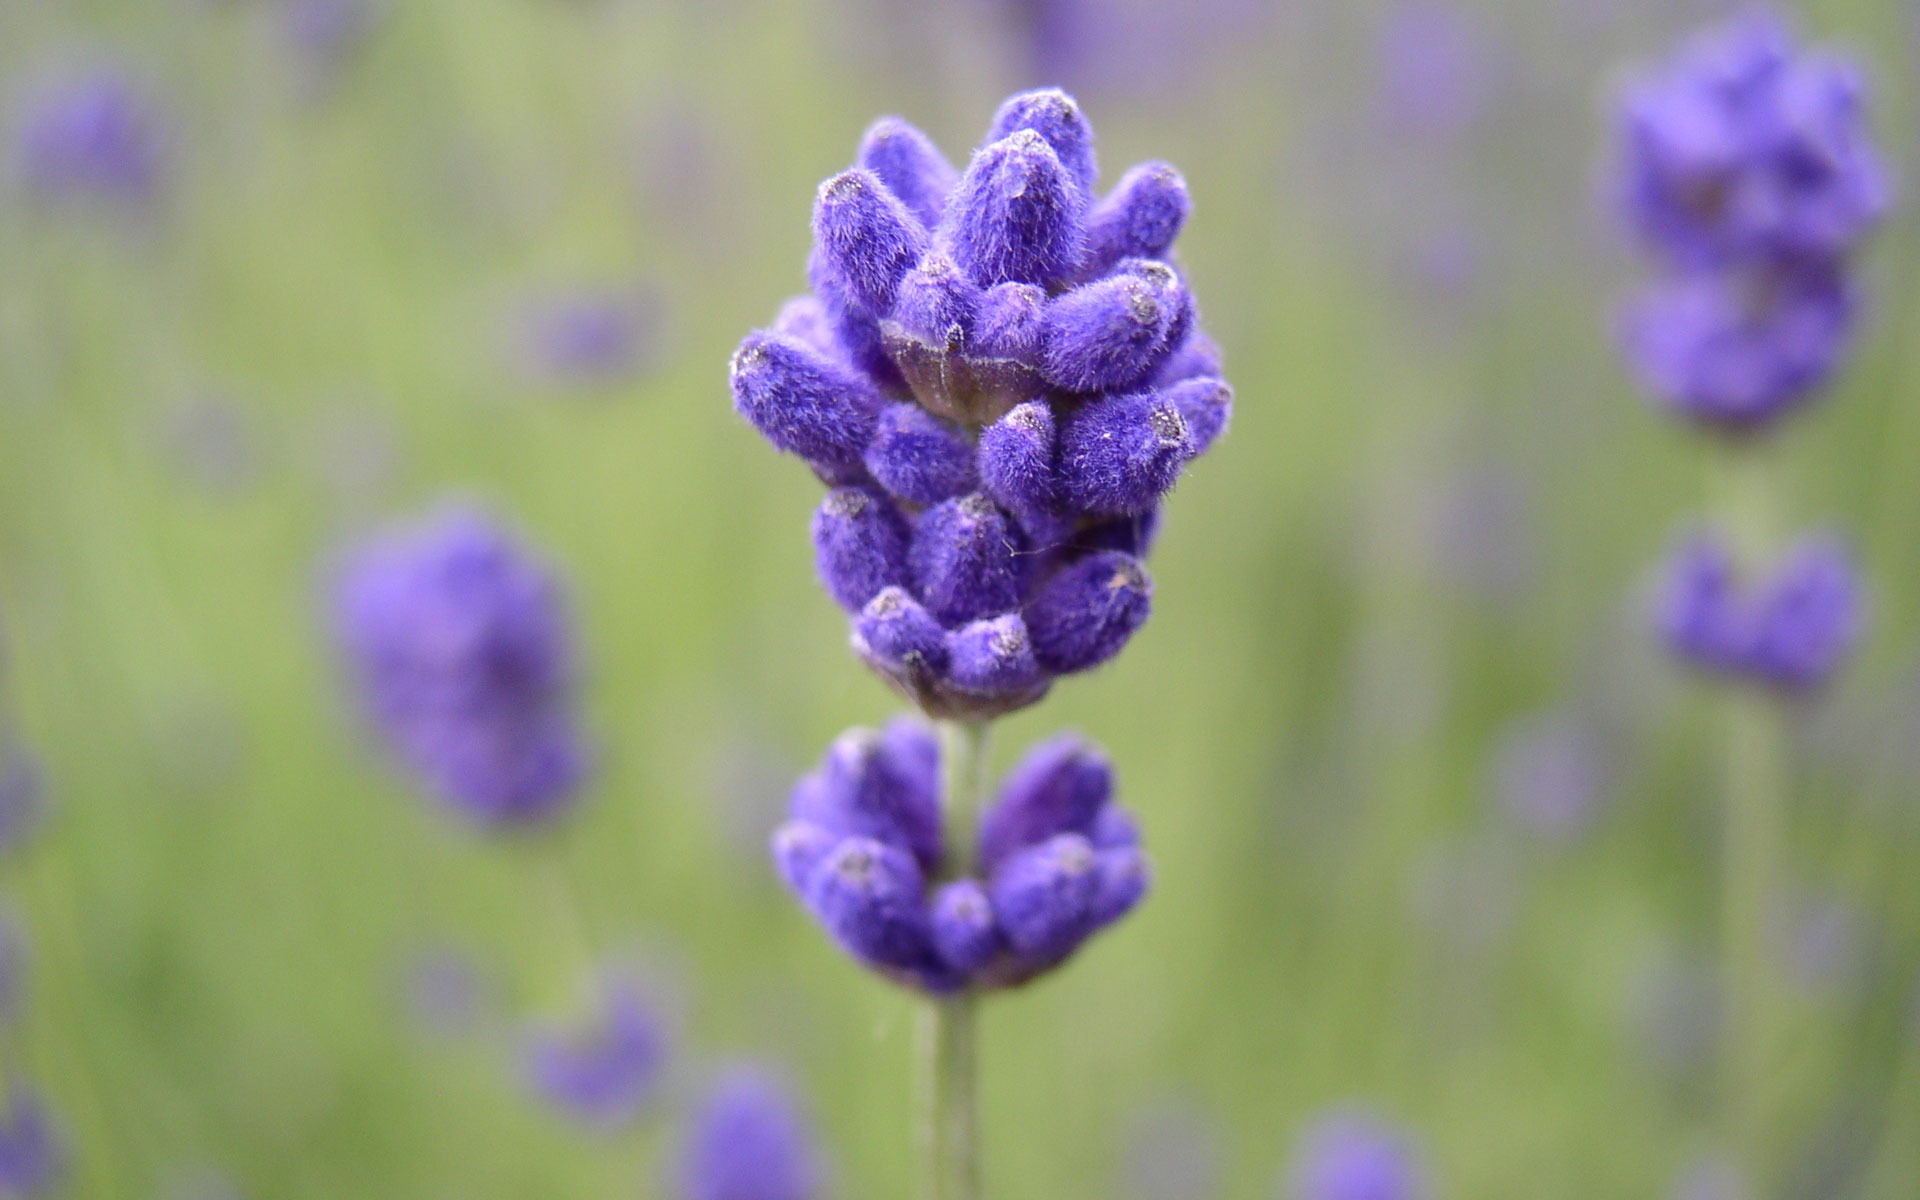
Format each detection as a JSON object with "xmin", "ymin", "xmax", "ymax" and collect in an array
[
  {"xmin": 771, "ymin": 721, "xmax": 1148, "ymax": 993},
  {"xmin": 730, "ymin": 90, "xmax": 1229, "ymax": 720},
  {"xmin": 677, "ymin": 1067, "xmax": 823, "ymax": 1200},
  {"xmin": 1286, "ymin": 1109, "xmax": 1430, "ymax": 1200},
  {"xmin": 523, "ymin": 972, "xmax": 670, "ymax": 1129},
  {"xmin": 332, "ymin": 503, "xmax": 588, "ymax": 828},
  {"xmin": 1658, "ymin": 529, "xmax": 1862, "ymax": 691},
  {"xmin": 0, "ymin": 1093, "xmax": 64, "ymax": 1197},
  {"xmin": 15, "ymin": 69, "xmax": 165, "ymax": 207}
]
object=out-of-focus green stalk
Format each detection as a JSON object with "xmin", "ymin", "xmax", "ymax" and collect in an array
[
  {"xmin": 1712, "ymin": 442, "xmax": 1786, "ymax": 1189},
  {"xmin": 919, "ymin": 720, "xmax": 987, "ymax": 1200}
]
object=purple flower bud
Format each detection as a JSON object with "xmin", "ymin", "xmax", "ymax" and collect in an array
[
  {"xmin": 1659, "ymin": 530, "xmax": 1862, "ymax": 690},
  {"xmin": 908, "ymin": 494, "xmax": 1030, "ymax": 626},
  {"xmin": 973, "ymin": 282, "xmax": 1050, "ymax": 365},
  {"xmin": 946, "ymin": 614, "xmax": 1045, "ymax": 698},
  {"xmin": 1084, "ymin": 162, "xmax": 1189, "ymax": 278},
  {"xmin": 853, "ymin": 587, "xmax": 950, "ymax": 678},
  {"xmin": 978, "ymin": 733, "xmax": 1112, "ymax": 871},
  {"xmin": 790, "ymin": 723, "xmax": 943, "ymax": 875},
  {"xmin": 944, "ymin": 130, "xmax": 1089, "ymax": 290},
  {"xmin": 731, "ymin": 331, "xmax": 886, "ymax": 481},
  {"xmin": 1622, "ymin": 266, "xmax": 1854, "ymax": 431},
  {"xmin": 858, "ymin": 117, "xmax": 957, "ymax": 230},
  {"xmin": 1025, "ymin": 551, "xmax": 1153, "ymax": 674},
  {"xmin": 771, "ymin": 821, "xmax": 838, "ymax": 895},
  {"xmin": 1747, "ymin": 536, "xmax": 1862, "ymax": 688},
  {"xmin": 1659, "ymin": 533, "xmax": 1747, "ymax": 675},
  {"xmin": 677, "ymin": 1067, "xmax": 822, "ymax": 1200},
  {"xmin": 1091, "ymin": 846, "xmax": 1150, "ymax": 926},
  {"xmin": 985, "ymin": 88, "xmax": 1099, "ymax": 198},
  {"xmin": 1041, "ymin": 262, "xmax": 1189, "ymax": 394},
  {"xmin": 987, "ymin": 832, "xmax": 1102, "ymax": 964},
  {"xmin": 803, "ymin": 837, "xmax": 935, "ymax": 972},
  {"xmin": 0, "ymin": 1094, "xmax": 63, "ymax": 1197},
  {"xmin": 515, "ymin": 288, "xmax": 666, "ymax": 387},
  {"xmin": 806, "ymin": 249, "xmax": 909, "ymax": 397},
  {"xmin": 1091, "ymin": 803, "xmax": 1140, "ymax": 850},
  {"xmin": 813, "ymin": 169, "xmax": 929, "ymax": 316},
  {"xmin": 889, "ymin": 250, "xmax": 982, "ymax": 351},
  {"xmin": 772, "ymin": 296, "xmax": 834, "ymax": 354},
  {"xmin": 15, "ymin": 69, "xmax": 165, "ymax": 206},
  {"xmin": 1163, "ymin": 376, "xmax": 1232, "ymax": 460},
  {"xmin": 331, "ymin": 504, "xmax": 587, "ymax": 829},
  {"xmin": 929, "ymin": 880, "xmax": 1002, "ymax": 974},
  {"xmin": 1617, "ymin": 11, "xmax": 1887, "ymax": 268},
  {"xmin": 1057, "ymin": 391, "xmax": 1191, "ymax": 515},
  {"xmin": 811, "ymin": 488, "xmax": 910, "ymax": 613},
  {"xmin": 978, "ymin": 401, "xmax": 1059, "ymax": 521},
  {"xmin": 863, "ymin": 404, "xmax": 978, "ymax": 507},
  {"xmin": 1286, "ymin": 1109, "xmax": 1429, "ymax": 1200},
  {"xmin": 523, "ymin": 973, "xmax": 669, "ymax": 1129},
  {"xmin": 1154, "ymin": 329, "xmax": 1224, "ymax": 386}
]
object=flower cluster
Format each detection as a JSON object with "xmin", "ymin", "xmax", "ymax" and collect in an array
[
  {"xmin": 1658, "ymin": 532, "xmax": 1860, "ymax": 690},
  {"xmin": 676, "ymin": 1067, "xmax": 822, "ymax": 1200},
  {"xmin": 1615, "ymin": 10, "xmax": 1886, "ymax": 430},
  {"xmin": 332, "ymin": 504, "xmax": 588, "ymax": 828},
  {"xmin": 1615, "ymin": 12, "xmax": 1879, "ymax": 691},
  {"xmin": 522, "ymin": 970, "xmax": 670, "ymax": 1129},
  {"xmin": 772, "ymin": 722, "xmax": 1147, "ymax": 993},
  {"xmin": 730, "ymin": 89, "xmax": 1230, "ymax": 720},
  {"xmin": 13, "ymin": 68, "xmax": 165, "ymax": 207}
]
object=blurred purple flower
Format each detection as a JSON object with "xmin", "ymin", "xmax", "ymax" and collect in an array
[
  {"xmin": 1285, "ymin": 1108, "xmax": 1430, "ymax": 1200},
  {"xmin": 14, "ymin": 69, "xmax": 165, "ymax": 206},
  {"xmin": 0, "ymin": 739, "xmax": 45, "ymax": 858},
  {"xmin": 524, "ymin": 972, "xmax": 670, "ymax": 1129},
  {"xmin": 676, "ymin": 1066, "xmax": 822, "ymax": 1200},
  {"xmin": 1488, "ymin": 711, "xmax": 1612, "ymax": 846},
  {"xmin": 331, "ymin": 503, "xmax": 589, "ymax": 829},
  {"xmin": 1623, "ymin": 945, "xmax": 1720, "ymax": 1087},
  {"xmin": 0, "ymin": 1094, "xmax": 63, "ymax": 1197},
  {"xmin": 1658, "ymin": 530, "xmax": 1862, "ymax": 690},
  {"xmin": 278, "ymin": 0, "xmax": 380, "ymax": 77},
  {"xmin": 1772, "ymin": 887, "xmax": 1872, "ymax": 999},
  {"xmin": 514, "ymin": 288, "xmax": 668, "ymax": 388},
  {"xmin": 1616, "ymin": 10, "xmax": 1886, "ymax": 269}
]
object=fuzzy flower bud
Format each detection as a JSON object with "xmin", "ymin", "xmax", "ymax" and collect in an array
[
  {"xmin": 812, "ymin": 169, "xmax": 928, "ymax": 316},
  {"xmin": 858, "ymin": 117, "xmax": 957, "ymax": 230},
  {"xmin": 944, "ymin": 130, "xmax": 1089, "ymax": 291},
  {"xmin": 331, "ymin": 504, "xmax": 587, "ymax": 829},
  {"xmin": 771, "ymin": 724, "xmax": 1149, "ymax": 993},
  {"xmin": 1658, "ymin": 530, "xmax": 1862, "ymax": 690},
  {"xmin": 811, "ymin": 487, "xmax": 910, "ymax": 613},
  {"xmin": 1084, "ymin": 162, "xmax": 1190, "ymax": 278},
  {"xmin": 677, "ymin": 1068, "xmax": 822, "ymax": 1200},
  {"xmin": 1025, "ymin": 551, "xmax": 1153, "ymax": 674}
]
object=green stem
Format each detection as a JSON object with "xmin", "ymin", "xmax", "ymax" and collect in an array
[
  {"xmin": 919, "ymin": 720, "xmax": 988, "ymax": 1200},
  {"xmin": 1712, "ymin": 441, "xmax": 1787, "ymax": 1187}
]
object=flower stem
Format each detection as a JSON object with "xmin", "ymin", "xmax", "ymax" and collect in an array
[
  {"xmin": 919, "ymin": 719, "xmax": 988, "ymax": 1200},
  {"xmin": 1713, "ymin": 441, "xmax": 1786, "ymax": 1186}
]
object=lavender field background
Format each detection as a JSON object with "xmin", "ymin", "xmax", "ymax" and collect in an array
[{"xmin": 1, "ymin": 0, "xmax": 1919, "ymax": 1197}]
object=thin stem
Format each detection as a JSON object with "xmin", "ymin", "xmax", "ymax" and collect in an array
[
  {"xmin": 919, "ymin": 719, "xmax": 988, "ymax": 1200},
  {"xmin": 1711, "ymin": 441, "xmax": 1787, "ymax": 1187}
]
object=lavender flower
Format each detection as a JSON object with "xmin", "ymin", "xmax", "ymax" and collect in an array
[
  {"xmin": 1657, "ymin": 530, "xmax": 1862, "ymax": 690},
  {"xmin": 676, "ymin": 1067, "xmax": 822, "ymax": 1200},
  {"xmin": 1374, "ymin": 3, "xmax": 1496, "ymax": 142},
  {"xmin": 331, "ymin": 504, "xmax": 588, "ymax": 828},
  {"xmin": 1614, "ymin": 11, "xmax": 1886, "ymax": 433},
  {"xmin": 14, "ymin": 69, "xmax": 165, "ymax": 206},
  {"xmin": 1617, "ymin": 11, "xmax": 1886, "ymax": 269},
  {"xmin": 772, "ymin": 722, "xmax": 1147, "ymax": 992},
  {"xmin": 730, "ymin": 89, "xmax": 1229, "ymax": 720},
  {"xmin": 0, "ymin": 1094, "xmax": 63, "ymax": 1198},
  {"xmin": 1671, "ymin": 1153, "xmax": 1751, "ymax": 1200},
  {"xmin": 1285, "ymin": 1109, "xmax": 1430, "ymax": 1200},
  {"xmin": 523, "ymin": 972, "xmax": 669, "ymax": 1128}
]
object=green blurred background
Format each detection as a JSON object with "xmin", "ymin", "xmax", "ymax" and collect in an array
[{"xmin": 1, "ymin": 0, "xmax": 1917, "ymax": 1196}]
